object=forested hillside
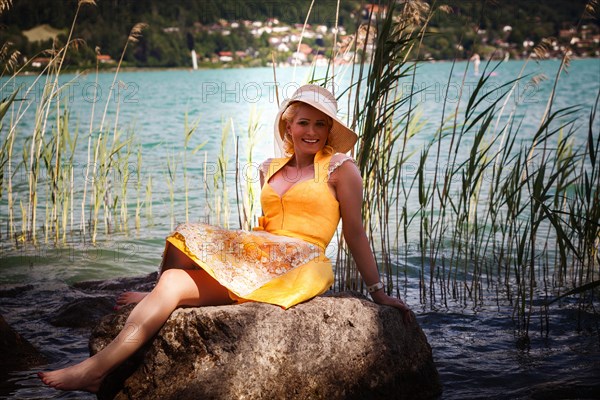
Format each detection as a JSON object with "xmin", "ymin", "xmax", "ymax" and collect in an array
[
  {"xmin": 0, "ymin": 0, "xmax": 359, "ymax": 67},
  {"xmin": 0, "ymin": 0, "xmax": 597, "ymax": 69},
  {"xmin": 421, "ymin": 0, "xmax": 598, "ymax": 59}
]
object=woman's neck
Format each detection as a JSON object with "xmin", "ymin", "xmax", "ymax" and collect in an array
[{"xmin": 289, "ymin": 152, "xmax": 317, "ymax": 169}]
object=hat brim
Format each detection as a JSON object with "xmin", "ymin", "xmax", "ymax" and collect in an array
[{"xmin": 274, "ymin": 98, "xmax": 358, "ymax": 155}]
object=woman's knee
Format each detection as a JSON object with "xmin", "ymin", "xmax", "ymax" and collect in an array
[
  {"xmin": 155, "ymin": 269, "xmax": 196, "ymax": 295},
  {"xmin": 154, "ymin": 269, "xmax": 206, "ymax": 306},
  {"xmin": 156, "ymin": 268, "xmax": 232, "ymax": 307}
]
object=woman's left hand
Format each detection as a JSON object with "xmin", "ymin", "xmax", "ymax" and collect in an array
[{"xmin": 371, "ymin": 290, "xmax": 413, "ymax": 324}]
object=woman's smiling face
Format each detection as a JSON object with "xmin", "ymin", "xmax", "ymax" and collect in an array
[{"xmin": 286, "ymin": 103, "xmax": 331, "ymax": 156}]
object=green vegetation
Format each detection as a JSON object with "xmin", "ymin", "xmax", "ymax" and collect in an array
[
  {"xmin": 0, "ymin": 0, "xmax": 360, "ymax": 69},
  {"xmin": 421, "ymin": 0, "xmax": 599, "ymax": 60},
  {"xmin": 0, "ymin": 0, "xmax": 597, "ymax": 70}
]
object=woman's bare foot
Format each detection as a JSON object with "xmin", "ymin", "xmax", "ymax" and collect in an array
[
  {"xmin": 115, "ymin": 291, "xmax": 148, "ymax": 310},
  {"xmin": 38, "ymin": 360, "xmax": 104, "ymax": 392}
]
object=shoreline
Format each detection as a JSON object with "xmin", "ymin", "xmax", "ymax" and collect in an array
[{"xmin": 14, "ymin": 55, "xmax": 600, "ymax": 77}]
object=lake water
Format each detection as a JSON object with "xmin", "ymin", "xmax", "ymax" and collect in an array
[{"xmin": 1, "ymin": 60, "xmax": 599, "ymax": 399}]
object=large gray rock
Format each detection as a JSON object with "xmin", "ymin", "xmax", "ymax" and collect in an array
[{"xmin": 91, "ymin": 292, "xmax": 441, "ymax": 400}]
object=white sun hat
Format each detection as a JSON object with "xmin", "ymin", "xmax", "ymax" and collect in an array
[{"xmin": 274, "ymin": 84, "xmax": 358, "ymax": 156}]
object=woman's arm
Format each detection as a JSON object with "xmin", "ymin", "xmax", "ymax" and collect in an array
[{"xmin": 331, "ymin": 160, "xmax": 412, "ymax": 323}]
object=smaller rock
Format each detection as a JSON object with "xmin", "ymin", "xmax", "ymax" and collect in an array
[
  {"xmin": 0, "ymin": 314, "xmax": 45, "ymax": 376},
  {"xmin": 0, "ymin": 284, "xmax": 35, "ymax": 298},
  {"xmin": 73, "ymin": 272, "xmax": 157, "ymax": 292},
  {"xmin": 50, "ymin": 297, "xmax": 115, "ymax": 328}
]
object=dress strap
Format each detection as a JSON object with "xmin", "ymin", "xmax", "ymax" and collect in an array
[
  {"xmin": 259, "ymin": 157, "xmax": 290, "ymax": 182},
  {"xmin": 314, "ymin": 150, "xmax": 334, "ymax": 183}
]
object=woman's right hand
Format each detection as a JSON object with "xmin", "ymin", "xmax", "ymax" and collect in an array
[{"xmin": 371, "ymin": 290, "xmax": 413, "ymax": 324}]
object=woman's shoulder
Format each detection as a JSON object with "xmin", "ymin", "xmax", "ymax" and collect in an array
[{"xmin": 328, "ymin": 152, "xmax": 357, "ymax": 178}]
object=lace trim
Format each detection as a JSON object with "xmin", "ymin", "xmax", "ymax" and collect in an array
[
  {"xmin": 259, "ymin": 154, "xmax": 355, "ymax": 180},
  {"xmin": 258, "ymin": 159, "xmax": 271, "ymax": 179},
  {"xmin": 327, "ymin": 155, "xmax": 356, "ymax": 178}
]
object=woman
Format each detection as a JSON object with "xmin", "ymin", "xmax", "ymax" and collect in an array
[{"xmin": 39, "ymin": 84, "xmax": 412, "ymax": 392}]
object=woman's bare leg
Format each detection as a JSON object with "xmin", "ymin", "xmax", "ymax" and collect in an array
[
  {"xmin": 115, "ymin": 243, "xmax": 196, "ymax": 309},
  {"xmin": 39, "ymin": 267, "xmax": 233, "ymax": 392}
]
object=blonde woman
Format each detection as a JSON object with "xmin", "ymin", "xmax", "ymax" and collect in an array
[{"xmin": 39, "ymin": 84, "xmax": 411, "ymax": 392}]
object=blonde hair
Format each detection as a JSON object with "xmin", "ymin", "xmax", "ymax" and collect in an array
[{"xmin": 280, "ymin": 102, "xmax": 334, "ymax": 156}]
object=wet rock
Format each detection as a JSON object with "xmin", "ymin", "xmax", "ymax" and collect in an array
[
  {"xmin": 0, "ymin": 284, "xmax": 35, "ymax": 298},
  {"xmin": 50, "ymin": 297, "xmax": 115, "ymax": 328},
  {"xmin": 47, "ymin": 272, "xmax": 158, "ymax": 329},
  {"xmin": 91, "ymin": 292, "xmax": 441, "ymax": 400},
  {"xmin": 0, "ymin": 314, "xmax": 45, "ymax": 375},
  {"xmin": 73, "ymin": 272, "xmax": 157, "ymax": 292}
]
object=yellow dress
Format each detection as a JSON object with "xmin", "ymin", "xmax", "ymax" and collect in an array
[{"xmin": 164, "ymin": 150, "xmax": 353, "ymax": 309}]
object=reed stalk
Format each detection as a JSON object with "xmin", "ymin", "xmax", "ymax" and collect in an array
[
  {"xmin": 165, "ymin": 151, "xmax": 177, "ymax": 231},
  {"xmin": 182, "ymin": 112, "xmax": 204, "ymax": 223},
  {"xmin": 118, "ymin": 134, "xmax": 133, "ymax": 232},
  {"xmin": 145, "ymin": 175, "xmax": 153, "ymax": 224},
  {"xmin": 1, "ymin": 89, "xmax": 20, "ymax": 240},
  {"xmin": 235, "ymin": 106, "xmax": 261, "ymax": 231},
  {"xmin": 99, "ymin": 23, "xmax": 148, "ymax": 133},
  {"xmin": 134, "ymin": 146, "xmax": 142, "ymax": 230},
  {"xmin": 215, "ymin": 119, "xmax": 233, "ymax": 227}
]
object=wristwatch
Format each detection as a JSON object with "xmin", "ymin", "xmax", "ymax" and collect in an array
[{"xmin": 367, "ymin": 281, "xmax": 384, "ymax": 293}]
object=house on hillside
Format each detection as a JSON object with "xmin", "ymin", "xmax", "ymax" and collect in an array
[
  {"xmin": 314, "ymin": 54, "xmax": 329, "ymax": 67},
  {"xmin": 559, "ymin": 28, "xmax": 576, "ymax": 39},
  {"xmin": 96, "ymin": 54, "xmax": 115, "ymax": 64},
  {"xmin": 362, "ymin": 4, "xmax": 388, "ymax": 21},
  {"xmin": 298, "ymin": 43, "xmax": 313, "ymax": 55},
  {"xmin": 276, "ymin": 43, "xmax": 290, "ymax": 52},
  {"xmin": 218, "ymin": 51, "xmax": 233, "ymax": 62},
  {"xmin": 22, "ymin": 24, "xmax": 63, "ymax": 43},
  {"xmin": 31, "ymin": 57, "xmax": 51, "ymax": 68}
]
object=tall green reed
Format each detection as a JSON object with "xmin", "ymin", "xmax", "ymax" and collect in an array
[
  {"xmin": 235, "ymin": 106, "xmax": 261, "ymax": 231},
  {"xmin": 0, "ymin": 0, "xmax": 152, "ymax": 244},
  {"xmin": 183, "ymin": 113, "xmax": 204, "ymax": 223},
  {"xmin": 330, "ymin": 0, "xmax": 599, "ymax": 337}
]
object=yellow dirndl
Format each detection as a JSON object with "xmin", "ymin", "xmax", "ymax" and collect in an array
[{"xmin": 165, "ymin": 150, "xmax": 344, "ymax": 309}]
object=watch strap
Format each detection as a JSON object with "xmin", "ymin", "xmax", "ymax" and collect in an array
[{"xmin": 367, "ymin": 281, "xmax": 384, "ymax": 293}]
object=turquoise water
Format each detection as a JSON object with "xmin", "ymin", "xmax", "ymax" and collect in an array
[
  {"xmin": 2, "ymin": 59, "xmax": 599, "ymax": 245},
  {"xmin": 1, "ymin": 59, "xmax": 599, "ymax": 398}
]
